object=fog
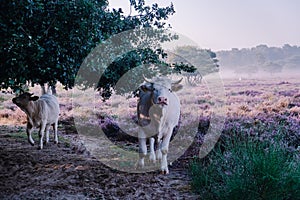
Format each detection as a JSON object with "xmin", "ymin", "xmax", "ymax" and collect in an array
[{"xmin": 219, "ymin": 68, "xmax": 300, "ymax": 80}]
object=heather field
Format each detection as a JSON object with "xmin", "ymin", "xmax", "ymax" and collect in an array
[{"xmin": 0, "ymin": 75, "xmax": 299, "ymax": 199}]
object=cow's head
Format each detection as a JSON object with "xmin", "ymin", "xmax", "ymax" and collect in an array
[
  {"xmin": 12, "ymin": 92, "xmax": 39, "ymax": 108},
  {"xmin": 140, "ymin": 76, "xmax": 183, "ymax": 106}
]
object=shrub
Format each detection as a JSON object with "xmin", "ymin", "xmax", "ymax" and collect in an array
[{"xmin": 190, "ymin": 135, "xmax": 300, "ymax": 200}]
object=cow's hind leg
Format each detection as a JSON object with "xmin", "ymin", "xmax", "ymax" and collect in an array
[
  {"xmin": 53, "ymin": 120, "xmax": 58, "ymax": 144},
  {"xmin": 26, "ymin": 123, "xmax": 34, "ymax": 146},
  {"xmin": 45, "ymin": 124, "xmax": 51, "ymax": 144},
  {"xmin": 38, "ymin": 122, "xmax": 47, "ymax": 150}
]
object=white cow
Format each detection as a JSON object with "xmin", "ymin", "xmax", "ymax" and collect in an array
[
  {"xmin": 137, "ymin": 76, "xmax": 183, "ymax": 174},
  {"xmin": 12, "ymin": 92, "xmax": 60, "ymax": 149}
]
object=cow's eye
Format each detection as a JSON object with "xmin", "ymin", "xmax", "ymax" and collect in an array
[{"xmin": 169, "ymin": 89, "xmax": 172, "ymax": 93}]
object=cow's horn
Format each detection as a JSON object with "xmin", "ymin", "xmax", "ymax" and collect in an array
[
  {"xmin": 143, "ymin": 75, "xmax": 152, "ymax": 83},
  {"xmin": 172, "ymin": 78, "xmax": 183, "ymax": 84}
]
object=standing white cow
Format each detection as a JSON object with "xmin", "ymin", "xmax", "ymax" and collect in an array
[
  {"xmin": 12, "ymin": 92, "xmax": 60, "ymax": 149},
  {"xmin": 137, "ymin": 76, "xmax": 183, "ymax": 174}
]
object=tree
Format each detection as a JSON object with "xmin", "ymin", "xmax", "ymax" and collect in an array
[
  {"xmin": 1, "ymin": 0, "xmax": 176, "ymax": 96},
  {"xmin": 168, "ymin": 45, "xmax": 219, "ymax": 76}
]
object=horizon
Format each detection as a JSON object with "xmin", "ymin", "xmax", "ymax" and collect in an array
[{"xmin": 215, "ymin": 43, "xmax": 300, "ymax": 52}]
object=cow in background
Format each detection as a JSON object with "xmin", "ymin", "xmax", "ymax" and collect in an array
[
  {"xmin": 137, "ymin": 76, "xmax": 183, "ymax": 174},
  {"xmin": 12, "ymin": 92, "xmax": 60, "ymax": 149}
]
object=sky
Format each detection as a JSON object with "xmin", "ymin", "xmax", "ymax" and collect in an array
[{"xmin": 108, "ymin": 0, "xmax": 300, "ymax": 51}]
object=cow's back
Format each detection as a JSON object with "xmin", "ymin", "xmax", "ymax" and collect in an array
[{"xmin": 39, "ymin": 94, "xmax": 60, "ymax": 123}]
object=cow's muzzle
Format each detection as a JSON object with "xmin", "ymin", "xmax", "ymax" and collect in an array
[{"xmin": 157, "ymin": 96, "xmax": 168, "ymax": 105}]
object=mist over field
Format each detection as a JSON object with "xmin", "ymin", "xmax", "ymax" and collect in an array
[{"xmin": 217, "ymin": 44, "xmax": 300, "ymax": 79}]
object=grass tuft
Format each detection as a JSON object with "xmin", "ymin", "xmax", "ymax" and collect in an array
[{"xmin": 190, "ymin": 134, "xmax": 300, "ymax": 200}]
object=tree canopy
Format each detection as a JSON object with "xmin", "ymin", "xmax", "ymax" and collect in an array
[
  {"xmin": 1, "ymin": 0, "xmax": 176, "ymax": 96},
  {"xmin": 167, "ymin": 45, "xmax": 219, "ymax": 76}
]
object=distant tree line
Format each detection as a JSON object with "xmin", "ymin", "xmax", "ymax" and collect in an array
[{"xmin": 217, "ymin": 44, "xmax": 300, "ymax": 76}]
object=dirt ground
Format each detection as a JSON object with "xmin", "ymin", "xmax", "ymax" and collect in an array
[{"xmin": 0, "ymin": 124, "xmax": 199, "ymax": 200}]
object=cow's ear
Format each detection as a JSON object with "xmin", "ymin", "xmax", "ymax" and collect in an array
[
  {"xmin": 30, "ymin": 96, "xmax": 39, "ymax": 101},
  {"xmin": 171, "ymin": 84, "xmax": 183, "ymax": 92}
]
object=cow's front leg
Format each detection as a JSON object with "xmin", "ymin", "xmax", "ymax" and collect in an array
[
  {"xmin": 26, "ymin": 123, "xmax": 34, "ymax": 146},
  {"xmin": 156, "ymin": 139, "xmax": 162, "ymax": 162},
  {"xmin": 38, "ymin": 122, "xmax": 46, "ymax": 150},
  {"xmin": 137, "ymin": 130, "xmax": 147, "ymax": 169},
  {"xmin": 160, "ymin": 129, "xmax": 172, "ymax": 174},
  {"xmin": 149, "ymin": 137, "xmax": 156, "ymax": 163}
]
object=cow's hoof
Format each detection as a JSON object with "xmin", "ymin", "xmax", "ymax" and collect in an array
[
  {"xmin": 136, "ymin": 164, "xmax": 144, "ymax": 170},
  {"xmin": 29, "ymin": 141, "xmax": 35, "ymax": 146},
  {"xmin": 161, "ymin": 170, "xmax": 169, "ymax": 175},
  {"xmin": 135, "ymin": 160, "xmax": 145, "ymax": 170},
  {"xmin": 149, "ymin": 154, "xmax": 156, "ymax": 163},
  {"xmin": 54, "ymin": 140, "xmax": 58, "ymax": 144},
  {"xmin": 161, "ymin": 166, "xmax": 169, "ymax": 175}
]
